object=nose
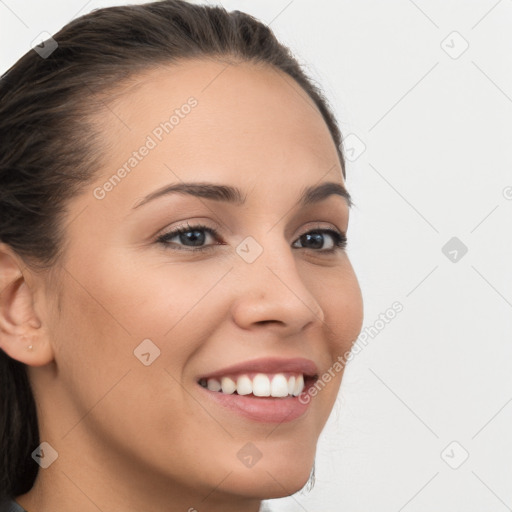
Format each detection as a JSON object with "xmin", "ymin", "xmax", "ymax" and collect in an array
[{"xmin": 230, "ymin": 237, "xmax": 325, "ymax": 336}]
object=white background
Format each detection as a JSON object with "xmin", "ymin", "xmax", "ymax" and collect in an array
[{"xmin": 1, "ymin": 1, "xmax": 511, "ymax": 511}]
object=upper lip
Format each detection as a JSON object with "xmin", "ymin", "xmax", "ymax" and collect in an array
[{"xmin": 197, "ymin": 357, "xmax": 319, "ymax": 381}]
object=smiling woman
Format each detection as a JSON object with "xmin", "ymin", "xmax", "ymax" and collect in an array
[{"xmin": 0, "ymin": 1, "xmax": 363, "ymax": 512}]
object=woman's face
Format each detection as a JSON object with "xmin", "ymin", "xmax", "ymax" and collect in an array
[{"xmin": 29, "ymin": 60, "xmax": 363, "ymax": 508}]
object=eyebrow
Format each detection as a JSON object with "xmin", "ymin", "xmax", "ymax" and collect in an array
[{"xmin": 131, "ymin": 180, "xmax": 352, "ymax": 210}]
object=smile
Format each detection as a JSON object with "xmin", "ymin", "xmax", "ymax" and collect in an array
[
  {"xmin": 199, "ymin": 372, "xmax": 306, "ymax": 398},
  {"xmin": 196, "ymin": 358, "xmax": 319, "ymax": 423}
]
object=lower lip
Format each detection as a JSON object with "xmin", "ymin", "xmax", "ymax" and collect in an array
[{"xmin": 198, "ymin": 385, "xmax": 312, "ymax": 423}]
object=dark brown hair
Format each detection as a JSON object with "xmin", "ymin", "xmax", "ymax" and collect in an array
[{"xmin": 0, "ymin": 0, "xmax": 344, "ymax": 500}]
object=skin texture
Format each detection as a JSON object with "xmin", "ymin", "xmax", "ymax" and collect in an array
[{"xmin": 0, "ymin": 59, "xmax": 363, "ymax": 512}]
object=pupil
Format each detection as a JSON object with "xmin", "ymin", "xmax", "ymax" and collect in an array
[
  {"xmin": 181, "ymin": 230, "xmax": 205, "ymax": 246},
  {"xmin": 303, "ymin": 232, "xmax": 323, "ymax": 249}
]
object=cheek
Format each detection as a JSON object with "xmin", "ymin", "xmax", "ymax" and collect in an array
[
  {"xmin": 52, "ymin": 274, "xmax": 136, "ymax": 402},
  {"xmin": 316, "ymin": 264, "xmax": 364, "ymax": 353},
  {"xmin": 107, "ymin": 254, "xmax": 230, "ymax": 329},
  {"xmin": 116, "ymin": 258, "xmax": 233, "ymax": 365},
  {"xmin": 329, "ymin": 281, "xmax": 363, "ymax": 348},
  {"xmin": 71, "ymin": 252, "xmax": 234, "ymax": 380},
  {"xmin": 54, "ymin": 239, "xmax": 234, "ymax": 387},
  {"xmin": 302, "ymin": 265, "xmax": 363, "ymax": 424},
  {"xmin": 51, "ymin": 261, "xmax": 214, "ymax": 460}
]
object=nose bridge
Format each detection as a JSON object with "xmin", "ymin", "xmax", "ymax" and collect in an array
[{"xmin": 231, "ymin": 230, "xmax": 325, "ymax": 331}]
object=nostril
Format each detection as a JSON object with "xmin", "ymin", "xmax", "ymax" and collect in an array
[{"xmin": 255, "ymin": 320, "xmax": 286, "ymax": 327}]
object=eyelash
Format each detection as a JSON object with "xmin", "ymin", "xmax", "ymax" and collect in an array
[{"xmin": 156, "ymin": 222, "xmax": 347, "ymax": 254}]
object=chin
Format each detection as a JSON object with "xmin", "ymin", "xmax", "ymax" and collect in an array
[
  {"xmin": 220, "ymin": 449, "xmax": 316, "ymax": 500},
  {"xmin": 234, "ymin": 466, "xmax": 313, "ymax": 500}
]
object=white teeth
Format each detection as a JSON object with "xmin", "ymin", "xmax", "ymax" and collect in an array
[
  {"xmin": 236, "ymin": 375, "xmax": 252, "ymax": 395},
  {"xmin": 204, "ymin": 373, "xmax": 306, "ymax": 397},
  {"xmin": 207, "ymin": 378, "xmax": 221, "ymax": 392},
  {"xmin": 287, "ymin": 376, "xmax": 296, "ymax": 395},
  {"xmin": 293, "ymin": 374, "xmax": 304, "ymax": 396},
  {"xmin": 221, "ymin": 376, "xmax": 236, "ymax": 394},
  {"xmin": 271, "ymin": 374, "xmax": 289, "ymax": 397},
  {"xmin": 252, "ymin": 373, "xmax": 271, "ymax": 397}
]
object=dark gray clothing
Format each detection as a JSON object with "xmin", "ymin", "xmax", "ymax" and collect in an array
[{"xmin": 0, "ymin": 499, "xmax": 27, "ymax": 512}]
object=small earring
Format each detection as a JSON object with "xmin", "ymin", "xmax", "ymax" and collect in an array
[{"xmin": 21, "ymin": 335, "xmax": 34, "ymax": 351}]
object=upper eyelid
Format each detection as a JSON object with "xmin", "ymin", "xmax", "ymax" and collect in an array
[{"xmin": 159, "ymin": 222, "xmax": 345, "ymax": 238}]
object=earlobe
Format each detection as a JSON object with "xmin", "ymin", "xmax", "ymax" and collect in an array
[
  {"xmin": 0, "ymin": 244, "xmax": 54, "ymax": 367},
  {"xmin": 13, "ymin": 332, "xmax": 54, "ymax": 367}
]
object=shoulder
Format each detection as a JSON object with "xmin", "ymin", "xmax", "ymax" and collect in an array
[{"xmin": 0, "ymin": 498, "xmax": 27, "ymax": 512}]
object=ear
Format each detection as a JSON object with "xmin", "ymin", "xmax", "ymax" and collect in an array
[{"xmin": 0, "ymin": 243, "xmax": 54, "ymax": 367}]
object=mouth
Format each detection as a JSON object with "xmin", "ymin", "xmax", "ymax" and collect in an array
[
  {"xmin": 198, "ymin": 372, "xmax": 317, "ymax": 398},
  {"xmin": 196, "ymin": 358, "xmax": 319, "ymax": 423}
]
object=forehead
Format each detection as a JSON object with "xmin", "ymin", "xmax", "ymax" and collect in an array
[{"xmin": 87, "ymin": 59, "xmax": 344, "ymax": 212}]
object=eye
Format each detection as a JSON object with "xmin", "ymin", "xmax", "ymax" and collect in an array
[
  {"xmin": 292, "ymin": 228, "xmax": 347, "ymax": 253},
  {"xmin": 155, "ymin": 223, "xmax": 347, "ymax": 253},
  {"xmin": 156, "ymin": 222, "xmax": 221, "ymax": 252}
]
